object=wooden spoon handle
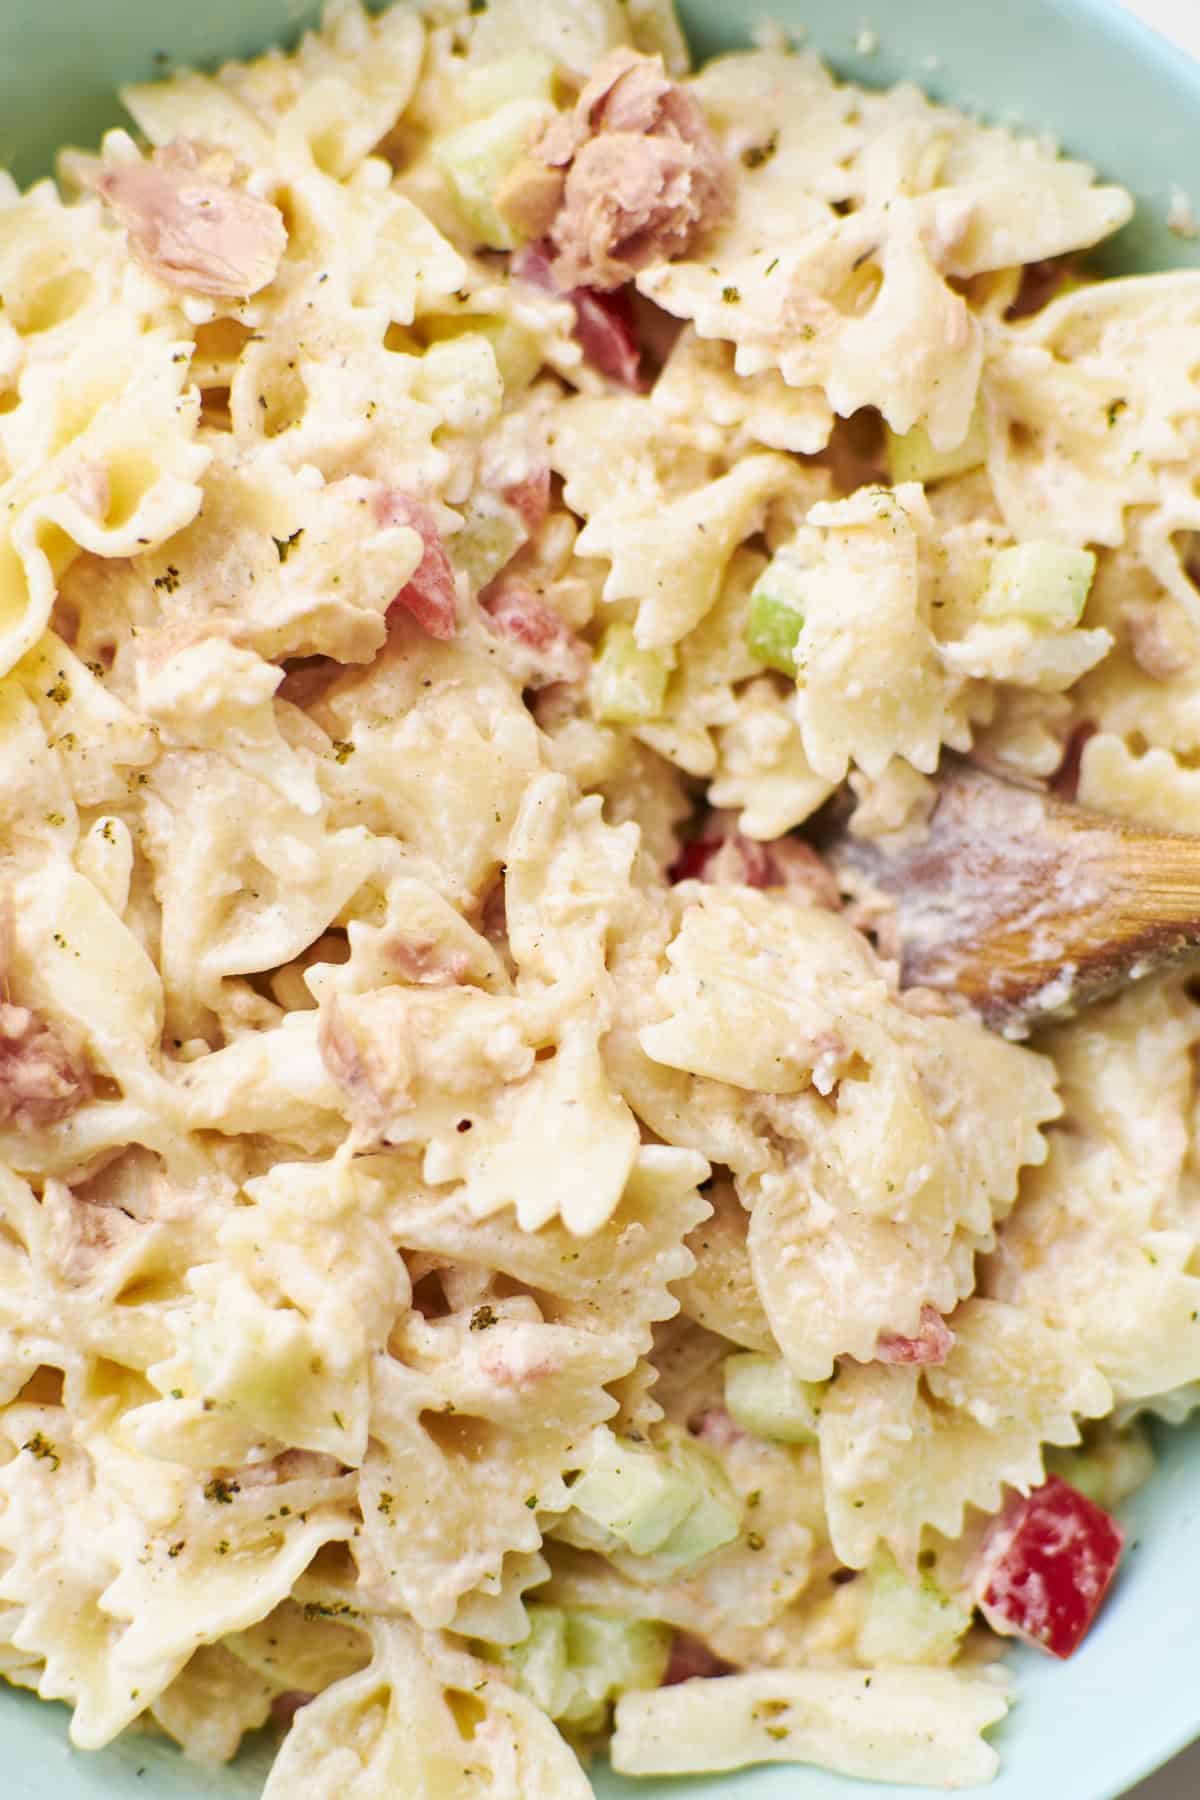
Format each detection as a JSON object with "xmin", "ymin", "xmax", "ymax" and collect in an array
[{"xmin": 831, "ymin": 762, "xmax": 1200, "ymax": 1033}]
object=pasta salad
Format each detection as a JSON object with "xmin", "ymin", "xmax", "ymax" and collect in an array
[{"xmin": 0, "ymin": 1, "xmax": 1198, "ymax": 1791}]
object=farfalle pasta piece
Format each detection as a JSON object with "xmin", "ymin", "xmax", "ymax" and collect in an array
[
  {"xmin": 611, "ymin": 1666, "xmax": 1011, "ymax": 1787},
  {"xmin": 261, "ymin": 1619, "xmax": 592, "ymax": 1800},
  {"xmin": 708, "ymin": 675, "xmax": 835, "ymax": 838},
  {"xmin": 652, "ymin": 327, "xmax": 834, "ymax": 456},
  {"xmin": 149, "ymin": 1643, "xmax": 276, "ymax": 1763},
  {"xmin": 818, "ymin": 1297, "xmax": 1111, "ymax": 1568},
  {"xmin": 577, "ymin": 449, "xmax": 798, "ymax": 650},
  {"xmin": 376, "ymin": 1142, "xmax": 710, "ymax": 1357},
  {"xmin": 987, "ymin": 980, "xmax": 1200, "ymax": 1405},
  {"xmin": 153, "ymin": 1161, "xmax": 408, "ymax": 1465},
  {"xmin": 745, "ymin": 1009, "xmax": 1059, "ymax": 1379},
  {"xmin": 638, "ymin": 885, "xmax": 885, "ymax": 1094},
  {"xmin": 0, "ymin": 321, "xmax": 209, "ymax": 680},
  {"xmin": 637, "ymin": 49, "xmax": 1128, "ymax": 445},
  {"xmin": 356, "ymin": 1310, "xmax": 628, "ymax": 1627},
  {"xmin": 791, "ymin": 484, "xmax": 969, "ymax": 784},
  {"xmin": 133, "ymin": 455, "xmax": 427, "ymax": 667},
  {"xmin": 123, "ymin": 1, "xmax": 426, "ymax": 182},
  {"xmin": 142, "ymin": 752, "xmax": 379, "ymax": 1032},
  {"xmin": 634, "ymin": 546, "xmax": 768, "ymax": 780},
  {"xmin": 423, "ymin": 1016, "xmax": 642, "ymax": 1234},
  {"xmin": 316, "ymin": 643, "xmax": 542, "ymax": 903}
]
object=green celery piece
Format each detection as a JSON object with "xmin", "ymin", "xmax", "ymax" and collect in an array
[
  {"xmin": 745, "ymin": 566, "xmax": 805, "ymax": 674},
  {"xmin": 497, "ymin": 1605, "xmax": 574, "ymax": 1717},
  {"xmin": 979, "ymin": 541, "xmax": 1097, "ymax": 627},
  {"xmin": 432, "ymin": 96, "xmax": 555, "ymax": 250},
  {"xmin": 569, "ymin": 1428, "xmax": 696, "ymax": 1554},
  {"xmin": 723, "ymin": 1352, "xmax": 824, "ymax": 1444},
  {"xmin": 559, "ymin": 1613, "xmax": 673, "ymax": 1728},
  {"xmin": 857, "ymin": 1550, "xmax": 973, "ymax": 1667},
  {"xmin": 455, "ymin": 50, "xmax": 557, "ymax": 123},
  {"xmin": 590, "ymin": 623, "xmax": 671, "ymax": 725},
  {"xmin": 886, "ymin": 406, "xmax": 987, "ymax": 485}
]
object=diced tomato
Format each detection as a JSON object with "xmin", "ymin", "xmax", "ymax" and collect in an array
[
  {"xmin": 974, "ymin": 1475, "xmax": 1124, "ymax": 1659},
  {"xmin": 668, "ymin": 834, "xmax": 774, "ymax": 889},
  {"xmin": 569, "ymin": 285, "xmax": 644, "ymax": 389},
  {"xmin": 661, "ymin": 1631, "xmax": 734, "ymax": 1686},
  {"xmin": 504, "ymin": 465, "xmax": 552, "ymax": 535},
  {"xmin": 875, "ymin": 1305, "xmax": 955, "ymax": 1367},
  {"xmin": 376, "ymin": 490, "xmax": 458, "ymax": 640},
  {"xmin": 669, "ymin": 838, "xmax": 723, "ymax": 883},
  {"xmin": 512, "ymin": 241, "xmax": 644, "ymax": 390}
]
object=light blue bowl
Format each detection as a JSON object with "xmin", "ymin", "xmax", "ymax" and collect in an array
[{"xmin": 2, "ymin": 2, "xmax": 1199, "ymax": 1796}]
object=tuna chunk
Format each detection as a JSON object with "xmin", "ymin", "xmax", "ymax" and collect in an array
[
  {"xmin": 97, "ymin": 139, "xmax": 286, "ymax": 300},
  {"xmin": 0, "ymin": 1004, "xmax": 92, "ymax": 1130},
  {"xmin": 503, "ymin": 50, "xmax": 732, "ymax": 293}
]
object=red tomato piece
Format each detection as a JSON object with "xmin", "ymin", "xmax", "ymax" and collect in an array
[
  {"xmin": 376, "ymin": 490, "xmax": 458, "ymax": 640},
  {"xmin": 512, "ymin": 241, "xmax": 644, "ymax": 389},
  {"xmin": 975, "ymin": 1475, "xmax": 1124, "ymax": 1659},
  {"xmin": 503, "ymin": 465, "xmax": 552, "ymax": 535},
  {"xmin": 569, "ymin": 284, "xmax": 644, "ymax": 389}
]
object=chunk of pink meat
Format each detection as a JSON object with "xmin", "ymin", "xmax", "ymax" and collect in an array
[
  {"xmin": 1124, "ymin": 600, "xmax": 1195, "ymax": 681},
  {"xmin": 1050, "ymin": 721, "xmax": 1098, "ymax": 801},
  {"xmin": 874, "ymin": 1305, "xmax": 955, "ymax": 1367},
  {"xmin": 669, "ymin": 828, "xmax": 841, "ymax": 906},
  {"xmin": 480, "ymin": 576, "xmax": 588, "ymax": 686},
  {"xmin": 66, "ymin": 460, "xmax": 111, "ymax": 524},
  {"xmin": 662, "ymin": 1632, "xmax": 735, "ymax": 1686},
  {"xmin": 96, "ymin": 139, "xmax": 286, "ymax": 300},
  {"xmin": 687, "ymin": 1406, "xmax": 748, "ymax": 1450},
  {"xmin": 974, "ymin": 1475, "xmax": 1124, "ymax": 1659},
  {"xmin": 375, "ymin": 491, "xmax": 458, "ymax": 640},
  {"xmin": 271, "ymin": 1692, "xmax": 314, "ymax": 1731},
  {"xmin": 517, "ymin": 49, "xmax": 732, "ymax": 293},
  {"xmin": 478, "ymin": 1330, "xmax": 557, "ymax": 1388},
  {"xmin": 503, "ymin": 466, "xmax": 552, "ymax": 536},
  {"xmin": 384, "ymin": 938, "xmax": 471, "ymax": 987},
  {"xmin": 0, "ymin": 1003, "xmax": 93, "ymax": 1131},
  {"xmin": 512, "ymin": 241, "xmax": 644, "ymax": 389}
]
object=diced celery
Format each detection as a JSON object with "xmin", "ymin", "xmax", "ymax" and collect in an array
[
  {"xmin": 417, "ymin": 333, "xmax": 503, "ymax": 430},
  {"xmin": 569, "ymin": 1427, "xmax": 695, "ymax": 1554},
  {"xmin": 856, "ymin": 1550, "xmax": 973, "ymax": 1667},
  {"xmin": 570, "ymin": 1426, "xmax": 741, "ymax": 1572},
  {"xmin": 886, "ymin": 406, "xmax": 987, "ymax": 485},
  {"xmin": 591, "ymin": 623, "xmax": 671, "ymax": 725},
  {"xmin": 432, "ymin": 97, "xmax": 556, "ymax": 251},
  {"xmin": 1045, "ymin": 1421, "xmax": 1155, "ymax": 1512},
  {"xmin": 423, "ymin": 311, "xmax": 545, "ymax": 395},
  {"xmin": 560, "ymin": 1613, "xmax": 673, "ymax": 1729},
  {"xmin": 491, "ymin": 1605, "xmax": 671, "ymax": 1733},
  {"xmin": 455, "ymin": 491, "xmax": 527, "ymax": 590},
  {"xmin": 498, "ymin": 1605, "xmax": 574, "ymax": 1717},
  {"xmin": 652, "ymin": 1477, "xmax": 740, "ymax": 1573},
  {"xmin": 723, "ymin": 1352, "xmax": 824, "ymax": 1444},
  {"xmin": 978, "ymin": 542, "xmax": 1097, "ymax": 628},
  {"xmin": 745, "ymin": 564, "xmax": 805, "ymax": 675},
  {"xmin": 455, "ymin": 51, "xmax": 557, "ymax": 124}
]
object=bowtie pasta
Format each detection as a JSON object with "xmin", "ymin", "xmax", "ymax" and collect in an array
[{"xmin": 0, "ymin": 0, "xmax": 1197, "ymax": 1792}]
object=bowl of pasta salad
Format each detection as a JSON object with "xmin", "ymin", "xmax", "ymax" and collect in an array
[{"xmin": 1, "ymin": 0, "xmax": 1200, "ymax": 1797}]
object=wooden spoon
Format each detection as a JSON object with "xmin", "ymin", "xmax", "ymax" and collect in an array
[{"xmin": 826, "ymin": 760, "xmax": 1200, "ymax": 1036}]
